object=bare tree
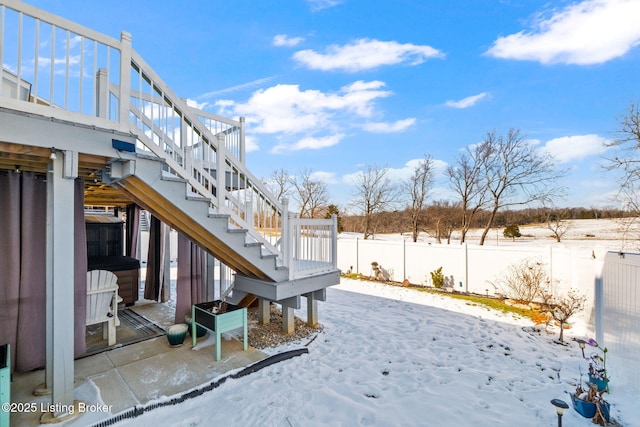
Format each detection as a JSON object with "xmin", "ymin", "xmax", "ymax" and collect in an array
[
  {"xmin": 478, "ymin": 128, "xmax": 567, "ymax": 245},
  {"xmin": 605, "ymin": 101, "xmax": 640, "ymax": 215},
  {"xmin": 352, "ymin": 165, "xmax": 399, "ymax": 239},
  {"xmin": 426, "ymin": 200, "xmax": 456, "ymax": 244},
  {"xmin": 404, "ymin": 155, "xmax": 435, "ymax": 242},
  {"xmin": 447, "ymin": 145, "xmax": 488, "ymax": 243},
  {"xmin": 550, "ymin": 289, "xmax": 586, "ymax": 343},
  {"xmin": 292, "ymin": 169, "xmax": 329, "ymax": 218},
  {"xmin": 546, "ymin": 210, "xmax": 570, "ymax": 242},
  {"xmin": 264, "ymin": 168, "xmax": 293, "ymax": 201}
]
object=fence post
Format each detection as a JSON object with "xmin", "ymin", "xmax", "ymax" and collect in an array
[
  {"xmin": 464, "ymin": 243, "xmax": 469, "ymax": 293},
  {"xmin": 402, "ymin": 238, "xmax": 406, "ymax": 281},
  {"xmin": 594, "ymin": 260, "xmax": 604, "ymax": 345},
  {"xmin": 331, "ymin": 214, "xmax": 338, "ymax": 270},
  {"xmin": 281, "ymin": 198, "xmax": 289, "ymax": 272},
  {"xmin": 356, "ymin": 237, "xmax": 359, "ymax": 274},
  {"xmin": 549, "ymin": 245, "xmax": 555, "ymax": 295}
]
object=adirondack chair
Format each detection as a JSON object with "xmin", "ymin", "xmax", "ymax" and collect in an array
[{"xmin": 86, "ymin": 270, "xmax": 120, "ymax": 346}]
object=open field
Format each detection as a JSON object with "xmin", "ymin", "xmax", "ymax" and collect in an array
[{"xmin": 344, "ymin": 218, "xmax": 640, "ymax": 253}]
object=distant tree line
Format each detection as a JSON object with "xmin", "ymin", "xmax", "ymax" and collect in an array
[
  {"xmin": 339, "ymin": 206, "xmax": 630, "ymax": 238},
  {"xmin": 262, "ymin": 112, "xmax": 640, "ymax": 244}
]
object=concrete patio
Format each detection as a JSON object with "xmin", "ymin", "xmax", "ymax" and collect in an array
[{"xmin": 9, "ymin": 302, "xmax": 267, "ymax": 427}]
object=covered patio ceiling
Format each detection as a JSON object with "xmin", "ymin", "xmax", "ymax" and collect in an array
[{"xmin": 0, "ymin": 141, "xmax": 133, "ymax": 206}]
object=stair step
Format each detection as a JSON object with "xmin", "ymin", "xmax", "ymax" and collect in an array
[
  {"xmin": 136, "ymin": 152, "xmax": 165, "ymax": 163},
  {"xmin": 208, "ymin": 213, "xmax": 230, "ymax": 219},
  {"xmin": 227, "ymin": 228, "xmax": 248, "ymax": 234},
  {"xmin": 186, "ymin": 195, "xmax": 211, "ymax": 203},
  {"xmin": 161, "ymin": 175, "xmax": 188, "ymax": 183}
]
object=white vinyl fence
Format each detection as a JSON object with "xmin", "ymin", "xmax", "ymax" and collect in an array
[
  {"xmin": 598, "ymin": 251, "xmax": 640, "ymax": 395},
  {"xmin": 338, "ymin": 237, "xmax": 640, "ymax": 395},
  {"xmin": 338, "ymin": 237, "xmax": 598, "ymax": 298}
]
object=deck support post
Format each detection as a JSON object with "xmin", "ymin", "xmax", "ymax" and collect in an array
[
  {"xmin": 43, "ymin": 151, "xmax": 78, "ymax": 421},
  {"xmin": 282, "ymin": 306, "xmax": 294, "ymax": 334},
  {"xmin": 305, "ymin": 292, "xmax": 318, "ymax": 328},
  {"xmin": 258, "ymin": 298, "xmax": 270, "ymax": 325},
  {"xmin": 279, "ymin": 296, "xmax": 300, "ymax": 334}
]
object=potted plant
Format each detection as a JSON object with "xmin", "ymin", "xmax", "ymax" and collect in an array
[
  {"xmin": 571, "ymin": 381, "xmax": 610, "ymax": 425},
  {"xmin": 578, "ymin": 338, "xmax": 609, "ymax": 392}
]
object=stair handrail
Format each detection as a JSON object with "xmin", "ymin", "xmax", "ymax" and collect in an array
[{"xmin": 124, "ymin": 48, "xmax": 285, "ymax": 257}]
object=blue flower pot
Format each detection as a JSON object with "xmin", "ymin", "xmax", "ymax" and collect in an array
[
  {"xmin": 571, "ymin": 394, "xmax": 610, "ymax": 421},
  {"xmin": 185, "ymin": 315, "xmax": 207, "ymax": 338},
  {"xmin": 166, "ymin": 324, "xmax": 188, "ymax": 347},
  {"xmin": 588, "ymin": 374, "xmax": 609, "ymax": 392}
]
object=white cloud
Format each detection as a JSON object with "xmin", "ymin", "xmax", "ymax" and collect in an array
[
  {"xmin": 245, "ymin": 135, "xmax": 259, "ymax": 153},
  {"xmin": 197, "ymin": 76, "xmax": 278, "ymax": 100},
  {"xmin": 229, "ymin": 81, "xmax": 391, "ymax": 135},
  {"xmin": 486, "ymin": 0, "xmax": 640, "ymax": 65},
  {"xmin": 386, "ymin": 158, "xmax": 449, "ymax": 182},
  {"xmin": 272, "ymin": 134, "xmax": 345, "ymax": 153},
  {"xmin": 273, "ymin": 34, "xmax": 304, "ymax": 47},
  {"xmin": 342, "ymin": 158, "xmax": 448, "ymax": 186},
  {"xmin": 363, "ymin": 118, "xmax": 416, "ymax": 133},
  {"xmin": 445, "ymin": 93, "xmax": 489, "ymax": 109},
  {"xmin": 542, "ymin": 134, "xmax": 610, "ymax": 162},
  {"xmin": 185, "ymin": 98, "xmax": 208, "ymax": 110},
  {"xmin": 306, "ymin": 0, "xmax": 343, "ymax": 12},
  {"xmin": 293, "ymin": 38, "xmax": 444, "ymax": 72},
  {"xmin": 311, "ymin": 170, "xmax": 338, "ymax": 184}
]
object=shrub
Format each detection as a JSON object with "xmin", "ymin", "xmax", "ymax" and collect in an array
[
  {"xmin": 430, "ymin": 267, "xmax": 444, "ymax": 289},
  {"xmin": 497, "ymin": 258, "xmax": 549, "ymax": 304}
]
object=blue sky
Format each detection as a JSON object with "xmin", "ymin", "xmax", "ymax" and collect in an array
[{"xmin": 23, "ymin": 0, "xmax": 640, "ymax": 212}]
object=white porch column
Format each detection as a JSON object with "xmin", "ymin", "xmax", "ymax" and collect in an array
[{"xmin": 45, "ymin": 151, "xmax": 78, "ymax": 418}]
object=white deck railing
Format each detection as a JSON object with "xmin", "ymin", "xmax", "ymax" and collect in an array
[{"xmin": 0, "ymin": 0, "xmax": 336, "ymax": 278}]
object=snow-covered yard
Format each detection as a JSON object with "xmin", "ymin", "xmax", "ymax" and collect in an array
[{"xmin": 112, "ymin": 278, "xmax": 638, "ymax": 427}]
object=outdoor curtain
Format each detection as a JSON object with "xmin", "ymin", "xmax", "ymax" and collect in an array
[
  {"xmin": 125, "ymin": 204, "xmax": 140, "ymax": 259},
  {"xmin": 0, "ymin": 171, "xmax": 86, "ymax": 372},
  {"xmin": 144, "ymin": 215, "xmax": 170, "ymax": 302},
  {"xmin": 175, "ymin": 234, "xmax": 208, "ymax": 324}
]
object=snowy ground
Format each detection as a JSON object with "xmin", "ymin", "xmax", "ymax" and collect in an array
[{"xmin": 112, "ymin": 277, "xmax": 639, "ymax": 427}]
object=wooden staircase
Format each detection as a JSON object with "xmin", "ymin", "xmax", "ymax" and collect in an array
[{"xmin": 105, "ymin": 154, "xmax": 288, "ymax": 282}]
